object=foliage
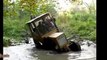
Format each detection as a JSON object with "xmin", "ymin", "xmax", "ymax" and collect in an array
[
  {"xmin": 3, "ymin": 0, "xmax": 56, "ymax": 46},
  {"xmin": 56, "ymin": 11, "xmax": 96, "ymax": 41},
  {"xmin": 3, "ymin": 36, "xmax": 11, "ymax": 47},
  {"xmin": 3, "ymin": 18, "xmax": 27, "ymax": 40},
  {"xmin": 3, "ymin": 0, "xmax": 96, "ymax": 46},
  {"xmin": 55, "ymin": 0, "xmax": 96, "ymax": 41}
]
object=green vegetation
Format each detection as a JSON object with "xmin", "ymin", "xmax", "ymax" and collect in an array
[
  {"xmin": 55, "ymin": 0, "xmax": 96, "ymax": 41},
  {"xmin": 3, "ymin": 0, "xmax": 55, "ymax": 46},
  {"xmin": 3, "ymin": 37, "xmax": 11, "ymax": 47},
  {"xmin": 3, "ymin": 18, "xmax": 28, "ymax": 41},
  {"xmin": 3, "ymin": 0, "xmax": 96, "ymax": 46},
  {"xmin": 56, "ymin": 11, "xmax": 96, "ymax": 41}
]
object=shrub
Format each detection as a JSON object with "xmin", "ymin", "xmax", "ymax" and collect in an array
[
  {"xmin": 56, "ymin": 11, "xmax": 96, "ymax": 41},
  {"xmin": 3, "ymin": 18, "xmax": 29, "ymax": 45}
]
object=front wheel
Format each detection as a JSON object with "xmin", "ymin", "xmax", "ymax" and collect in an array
[{"xmin": 33, "ymin": 39, "xmax": 43, "ymax": 49}]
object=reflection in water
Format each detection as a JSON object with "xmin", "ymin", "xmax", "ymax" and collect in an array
[{"xmin": 3, "ymin": 38, "xmax": 96, "ymax": 60}]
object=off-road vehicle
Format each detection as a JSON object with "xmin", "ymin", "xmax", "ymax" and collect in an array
[{"xmin": 26, "ymin": 13, "xmax": 81, "ymax": 52}]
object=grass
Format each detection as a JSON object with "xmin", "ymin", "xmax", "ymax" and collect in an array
[
  {"xmin": 56, "ymin": 11, "xmax": 96, "ymax": 41},
  {"xmin": 3, "ymin": 17, "xmax": 30, "ymax": 46}
]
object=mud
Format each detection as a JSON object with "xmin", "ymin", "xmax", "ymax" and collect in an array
[{"xmin": 3, "ymin": 38, "xmax": 96, "ymax": 60}]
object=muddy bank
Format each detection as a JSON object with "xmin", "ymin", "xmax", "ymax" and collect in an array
[{"xmin": 3, "ymin": 38, "xmax": 96, "ymax": 60}]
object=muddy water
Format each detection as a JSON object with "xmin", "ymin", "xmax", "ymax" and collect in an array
[{"xmin": 3, "ymin": 38, "xmax": 96, "ymax": 60}]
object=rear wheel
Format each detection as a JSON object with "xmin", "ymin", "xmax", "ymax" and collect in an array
[{"xmin": 68, "ymin": 41, "xmax": 81, "ymax": 51}]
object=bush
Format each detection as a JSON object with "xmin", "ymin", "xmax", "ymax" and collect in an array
[
  {"xmin": 3, "ymin": 37, "xmax": 11, "ymax": 47},
  {"xmin": 3, "ymin": 17, "xmax": 29, "ymax": 45},
  {"xmin": 56, "ymin": 11, "xmax": 96, "ymax": 41}
]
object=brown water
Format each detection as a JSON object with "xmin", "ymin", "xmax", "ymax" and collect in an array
[{"xmin": 3, "ymin": 38, "xmax": 96, "ymax": 60}]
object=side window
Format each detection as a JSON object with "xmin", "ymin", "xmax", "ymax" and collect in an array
[
  {"xmin": 31, "ymin": 23, "xmax": 39, "ymax": 36},
  {"xmin": 35, "ymin": 20, "xmax": 47, "ymax": 35},
  {"xmin": 29, "ymin": 14, "xmax": 57, "ymax": 36},
  {"xmin": 44, "ymin": 16, "xmax": 55, "ymax": 30}
]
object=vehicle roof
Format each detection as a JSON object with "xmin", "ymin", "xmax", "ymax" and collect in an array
[{"xmin": 26, "ymin": 12, "xmax": 50, "ymax": 24}]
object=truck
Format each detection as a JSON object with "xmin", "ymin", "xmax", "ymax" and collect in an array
[{"xmin": 26, "ymin": 12, "xmax": 81, "ymax": 52}]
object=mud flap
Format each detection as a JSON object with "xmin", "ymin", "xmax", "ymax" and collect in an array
[{"xmin": 68, "ymin": 41, "xmax": 81, "ymax": 51}]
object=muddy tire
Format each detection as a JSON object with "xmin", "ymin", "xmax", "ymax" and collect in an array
[
  {"xmin": 69, "ymin": 41, "xmax": 81, "ymax": 51},
  {"xmin": 33, "ymin": 40, "xmax": 43, "ymax": 49}
]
